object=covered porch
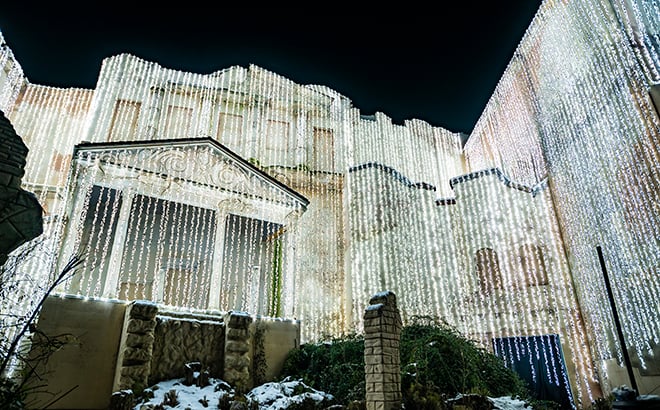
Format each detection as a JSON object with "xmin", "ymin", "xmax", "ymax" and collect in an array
[{"xmin": 55, "ymin": 137, "xmax": 308, "ymax": 317}]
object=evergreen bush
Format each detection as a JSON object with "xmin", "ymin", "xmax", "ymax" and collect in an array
[
  {"xmin": 400, "ymin": 316, "xmax": 528, "ymax": 408},
  {"xmin": 280, "ymin": 316, "xmax": 530, "ymax": 407},
  {"xmin": 280, "ymin": 333, "xmax": 365, "ymax": 404}
]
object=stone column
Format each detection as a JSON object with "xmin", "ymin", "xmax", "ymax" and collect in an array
[
  {"xmin": 0, "ymin": 109, "xmax": 43, "ymax": 266},
  {"xmin": 223, "ymin": 311, "xmax": 253, "ymax": 394},
  {"xmin": 102, "ymin": 189, "xmax": 134, "ymax": 298},
  {"xmin": 281, "ymin": 208, "xmax": 302, "ymax": 317},
  {"xmin": 363, "ymin": 291, "xmax": 402, "ymax": 410},
  {"xmin": 207, "ymin": 210, "xmax": 227, "ymax": 310},
  {"xmin": 113, "ymin": 301, "xmax": 158, "ymax": 393}
]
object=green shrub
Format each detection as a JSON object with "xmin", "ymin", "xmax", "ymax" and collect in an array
[
  {"xmin": 402, "ymin": 379, "xmax": 448, "ymax": 410},
  {"xmin": 588, "ymin": 395, "xmax": 613, "ymax": 410},
  {"xmin": 400, "ymin": 316, "xmax": 528, "ymax": 400},
  {"xmin": 280, "ymin": 333, "xmax": 365, "ymax": 403},
  {"xmin": 281, "ymin": 316, "xmax": 530, "ymax": 406},
  {"xmin": 0, "ymin": 378, "xmax": 25, "ymax": 410}
]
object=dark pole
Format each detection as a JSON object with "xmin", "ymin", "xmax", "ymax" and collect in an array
[{"xmin": 596, "ymin": 245, "xmax": 639, "ymax": 396}]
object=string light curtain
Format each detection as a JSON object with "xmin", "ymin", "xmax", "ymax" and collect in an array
[
  {"xmin": 465, "ymin": 0, "xmax": 660, "ymax": 400},
  {"xmin": 1, "ymin": 1, "xmax": 658, "ymax": 403}
]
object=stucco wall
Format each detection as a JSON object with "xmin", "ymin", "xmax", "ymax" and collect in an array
[
  {"xmin": 250, "ymin": 317, "xmax": 301, "ymax": 385},
  {"xmin": 26, "ymin": 295, "xmax": 126, "ymax": 410}
]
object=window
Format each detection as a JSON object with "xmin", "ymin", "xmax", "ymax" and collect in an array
[
  {"xmin": 109, "ymin": 99, "xmax": 141, "ymax": 141},
  {"xmin": 265, "ymin": 119, "xmax": 290, "ymax": 151},
  {"xmin": 476, "ymin": 248, "xmax": 502, "ymax": 293},
  {"xmin": 51, "ymin": 152, "xmax": 71, "ymax": 173},
  {"xmin": 118, "ymin": 281, "xmax": 151, "ymax": 301},
  {"xmin": 163, "ymin": 105, "xmax": 192, "ymax": 139},
  {"xmin": 519, "ymin": 244, "xmax": 548, "ymax": 286},
  {"xmin": 217, "ymin": 112, "xmax": 243, "ymax": 148},
  {"xmin": 162, "ymin": 262, "xmax": 196, "ymax": 307},
  {"xmin": 313, "ymin": 127, "xmax": 334, "ymax": 171}
]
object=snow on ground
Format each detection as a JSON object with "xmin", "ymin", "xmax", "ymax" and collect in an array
[
  {"xmin": 488, "ymin": 395, "xmax": 531, "ymax": 409},
  {"xmin": 133, "ymin": 378, "xmax": 230, "ymax": 409},
  {"xmin": 246, "ymin": 378, "xmax": 334, "ymax": 409},
  {"xmin": 133, "ymin": 377, "xmax": 531, "ymax": 409},
  {"xmin": 132, "ymin": 376, "xmax": 334, "ymax": 410}
]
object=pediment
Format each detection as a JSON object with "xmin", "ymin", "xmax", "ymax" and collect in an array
[{"xmin": 72, "ymin": 137, "xmax": 309, "ymax": 210}]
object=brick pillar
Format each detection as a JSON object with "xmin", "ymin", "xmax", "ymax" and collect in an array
[
  {"xmin": 364, "ymin": 291, "xmax": 402, "ymax": 410},
  {"xmin": 113, "ymin": 301, "xmax": 158, "ymax": 393},
  {"xmin": 224, "ymin": 311, "xmax": 253, "ymax": 394}
]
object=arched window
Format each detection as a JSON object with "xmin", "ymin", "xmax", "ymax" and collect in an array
[{"xmin": 476, "ymin": 248, "xmax": 502, "ymax": 294}]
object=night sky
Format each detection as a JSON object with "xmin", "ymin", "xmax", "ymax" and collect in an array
[{"xmin": 0, "ymin": 3, "xmax": 543, "ymax": 134}]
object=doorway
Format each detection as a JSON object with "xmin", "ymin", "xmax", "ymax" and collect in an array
[{"xmin": 493, "ymin": 334, "xmax": 575, "ymax": 409}]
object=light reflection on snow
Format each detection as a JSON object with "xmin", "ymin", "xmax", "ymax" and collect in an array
[{"xmin": 133, "ymin": 376, "xmax": 533, "ymax": 410}]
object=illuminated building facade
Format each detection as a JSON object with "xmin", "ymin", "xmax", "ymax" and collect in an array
[{"xmin": 0, "ymin": 0, "xmax": 658, "ymax": 407}]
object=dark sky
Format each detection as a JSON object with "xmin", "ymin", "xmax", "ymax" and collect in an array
[{"xmin": 0, "ymin": 3, "xmax": 543, "ymax": 134}]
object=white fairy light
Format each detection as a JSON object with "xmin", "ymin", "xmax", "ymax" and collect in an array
[{"xmin": 1, "ymin": 1, "xmax": 658, "ymax": 402}]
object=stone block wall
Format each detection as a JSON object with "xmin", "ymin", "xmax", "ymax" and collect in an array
[
  {"xmin": 149, "ymin": 312, "xmax": 225, "ymax": 385},
  {"xmin": 363, "ymin": 291, "xmax": 402, "ymax": 410}
]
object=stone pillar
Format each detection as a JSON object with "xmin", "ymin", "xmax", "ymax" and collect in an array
[
  {"xmin": 196, "ymin": 94, "xmax": 214, "ymax": 135},
  {"xmin": 143, "ymin": 86, "xmax": 165, "ymax": 139},
  {"xmin": 363, "ymin": 291, "xmax": 402, "ymax": 410},
  {"xmin": 223, "ymin": 311, "xmax": 253, "ymax": 394},
  {"xmin": 113, "ymin": 301, "xmax": 158, "ymax": 393},
  {"xmin": 207, "ymin": 210, "xmax": 228, "ymax": 310},
  {"xmin": 102, "ymin": 189, "xmax": 134, "ymax": 298},
  {"xmin": 0, "ymin": 109, "xmax": 43, "ymax": 266}
]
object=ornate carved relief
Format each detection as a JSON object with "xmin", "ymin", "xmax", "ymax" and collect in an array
[{"xmin": 77, "ymin": 140, "xmax": 308, "ymax": 211}]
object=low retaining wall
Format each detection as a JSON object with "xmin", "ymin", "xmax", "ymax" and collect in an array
[{"xmin": 26, "ymin": 295, "xmax": 300, "ymax": 409}]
